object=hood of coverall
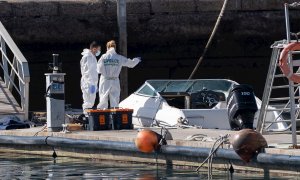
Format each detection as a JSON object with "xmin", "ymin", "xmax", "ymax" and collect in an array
[{"xmin": 81, "ymin": 49, "xmax": 93, "ymax": 56}]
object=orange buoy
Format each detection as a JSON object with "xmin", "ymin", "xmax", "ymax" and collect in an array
[
  {"xmin": 231, "ymin": 129, "xmax": 268, "ymax": 163},
  {"xmin": 137, "ymin": 174, "xmax": 156, "ymax": 180},
  {"xmin": 279, "ymin": 42, "xmax": 300, "ymax": 83},
  {"xmin": 135, "ymin": 130, "xmax": 161, "ymax": 153}
]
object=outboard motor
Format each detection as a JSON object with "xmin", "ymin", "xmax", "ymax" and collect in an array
[{"xmin": 227, "ymin": 84, "xmax": 258, "ymax": 130}]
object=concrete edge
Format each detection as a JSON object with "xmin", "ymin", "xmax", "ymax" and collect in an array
[{"xmin": 0, "ymin": 135, "xmax": 299, "ymax": 173}]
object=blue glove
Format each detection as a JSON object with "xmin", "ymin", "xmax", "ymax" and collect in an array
[{"xmin": 89, "ymin": 85, "xmax": 96, "ymax": 94}]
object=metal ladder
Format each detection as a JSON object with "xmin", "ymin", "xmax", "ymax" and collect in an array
[{"xmin": 256, "ymin": 3, "xmax": 300, "ymax": 147}]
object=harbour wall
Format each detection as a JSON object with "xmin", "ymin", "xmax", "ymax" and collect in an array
[
  {"xmin": 0, "ymin": 0, "xmax": 299, "ymax": 110},
  {"xmin": 0, "ymin": 135, "xmax": 299, "ymax": 175}
]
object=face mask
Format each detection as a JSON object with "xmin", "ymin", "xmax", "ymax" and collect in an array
[{"xmin": 95, "ymin": 50, "xmax": 101, "ymax": 57}]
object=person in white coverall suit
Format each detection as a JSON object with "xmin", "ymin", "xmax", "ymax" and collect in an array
[
  {"xmin": 80, "ymin": 41, "xmax": 101, "ymax": 112},
  {"xmin": 97, "ymin": 40, "xmax": 140, "ymax": 109}
]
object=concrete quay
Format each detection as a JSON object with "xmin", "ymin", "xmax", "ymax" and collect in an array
[{"xmin": 0, "ymin": 127, "xmax": 299, "ymax": 176}]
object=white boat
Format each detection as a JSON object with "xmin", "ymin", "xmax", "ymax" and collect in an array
[{"xmin": 119, "ymin": 79, "xmax": 288, "ymax": 130}]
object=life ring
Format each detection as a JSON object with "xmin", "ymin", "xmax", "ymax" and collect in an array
[{"xmin": 279, "ymin": 42, "xmax": 300, "ymax": 83}]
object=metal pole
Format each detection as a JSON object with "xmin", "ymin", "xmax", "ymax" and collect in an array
[
  {"xmin": 284, "ymin": 3, "xmax": 291, "ymax": 43},
  {"xmin": 24, "ymin": 81, "xmax": 29, "ymax": 120},
  {"xmin": 117, "ymin": 0, "xmax": 128, "ymax": 100},
  {"xmin": 0, "ymin": 36, "xmax": 9, "ymax": 87},
  {"xmin": 288, "ymin": 52, "xmax": 297, "ymax": 147},
  {"xmin": 285, "ymin": 3, "xmax": 297, "ymax": 147},
  {"xmin": 263, "ymin": 167, "xmax": 270, "ymax": 180}
]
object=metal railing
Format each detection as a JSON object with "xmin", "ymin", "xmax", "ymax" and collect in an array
[
  {"xmin": 257, "ymin": 3, "xmax": 300, "ymax": 148},
  {"xmin": 0, "ymin": 21, "xmax": 30, "ymax": 120}
]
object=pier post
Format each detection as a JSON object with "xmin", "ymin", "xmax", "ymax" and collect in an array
[
  {"xmin": 263, "ymin": 167, "xmax": 270, "ymax": 179},
  {"xmin": 117, "ymin": 0, "xmax": 128, "ymax": 100}
]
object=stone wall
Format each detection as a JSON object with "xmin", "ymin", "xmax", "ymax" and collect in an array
[{"xmin": 0, "ymin": 0, "xmax": 298, "ymax": 46}]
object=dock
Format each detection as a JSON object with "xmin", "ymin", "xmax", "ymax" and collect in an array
[{"xmin": 0, "ymin": 127, "xmax": 299, "ymax": 177}]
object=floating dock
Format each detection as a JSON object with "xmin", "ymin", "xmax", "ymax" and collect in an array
[{"xmin": 0, "ymin": 127, "xmax": 299, "ymax": 177}]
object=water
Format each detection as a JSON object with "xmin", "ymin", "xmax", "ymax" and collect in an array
[{"xmin": 0, "ymin": 153, "xmax": 297, "ymax": 179}]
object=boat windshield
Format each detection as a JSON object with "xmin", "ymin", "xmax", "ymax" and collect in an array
[{"xmin": 146, "ymin": 79, "xmax": 235, "ymax": 94}]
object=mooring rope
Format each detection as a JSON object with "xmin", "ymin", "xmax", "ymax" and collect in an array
[
  {"xmin": 33, "ymin": 125, "xmax": 47, "ymax": 136},
  {"xmin": 188, "ymin": 0, "xmax": 229, "ymax": 79}
]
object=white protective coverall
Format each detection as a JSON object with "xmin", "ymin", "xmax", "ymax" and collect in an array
[
  {"xmin": 97, "ymin": 48, "xmax": 140, "ymax": 109},
  {"xmin": 80, "ymin": 49, "xmax": 98, "ymax": 110}
]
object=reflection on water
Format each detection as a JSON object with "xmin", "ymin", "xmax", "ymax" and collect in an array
[{"xmin": 0, "ymin": 153, "xmax": 297, "ymax": 179}]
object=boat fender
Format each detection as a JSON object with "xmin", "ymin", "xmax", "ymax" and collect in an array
[
  {"xmin": 135, "ymin": 130, "xmax": 166, "ymax": 153},
  {"xmin": 231, "ymin": 129, "xmax": 267, "ymax": 162},
  {"xmin": 279, "ymin": 42, "xmax": 300, "ymax": 83}
]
